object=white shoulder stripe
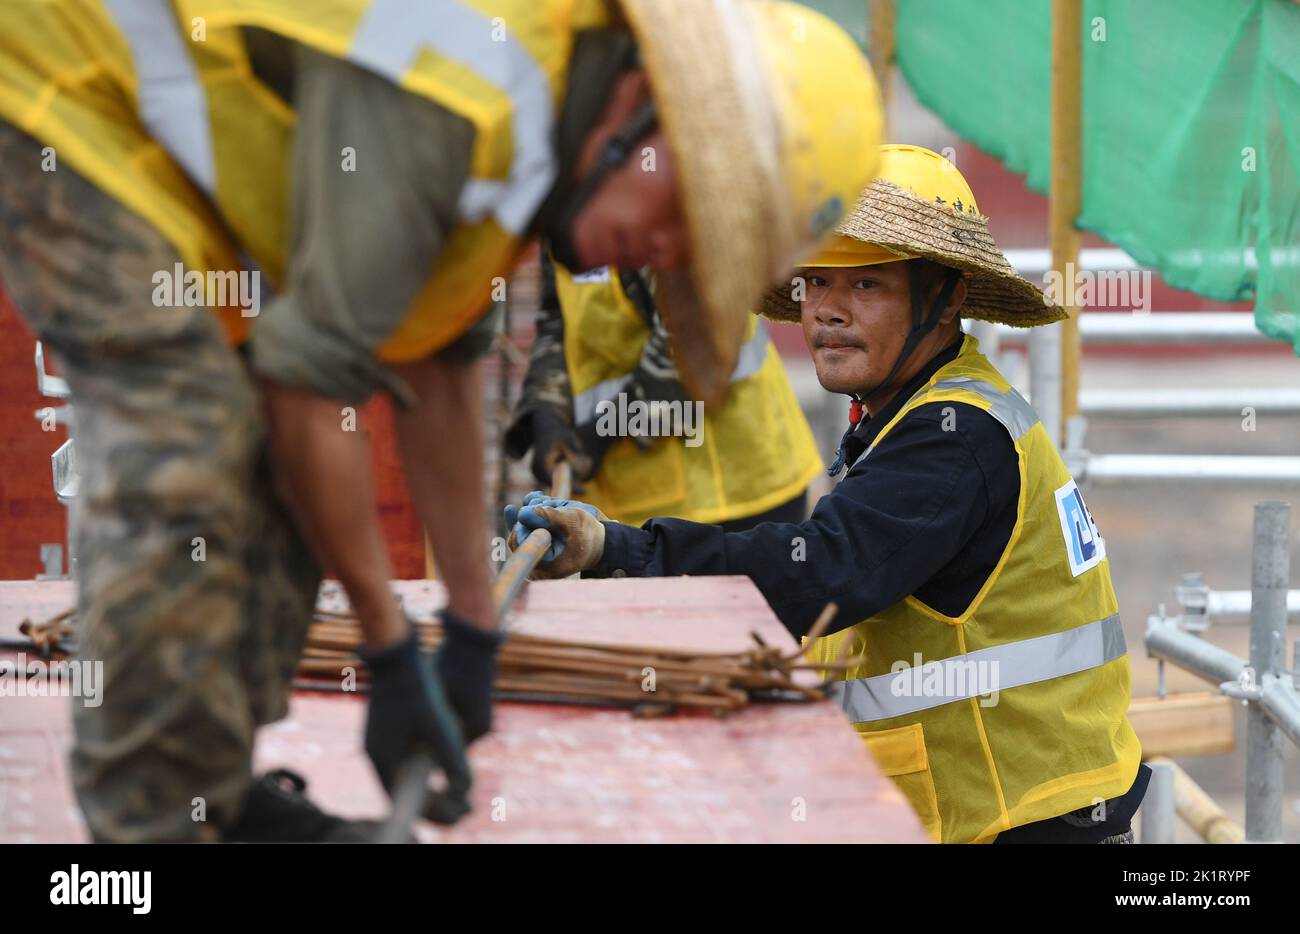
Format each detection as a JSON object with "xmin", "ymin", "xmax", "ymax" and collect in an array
[
  {"xmin": 351, "ymin": 0, "xmax": 557, "ymax": 235},
  {"xmin": 104, "ymin": 0, "xmax": 217, "ymax": 194},
  {"xmin": 930, "ymin": 376, "xmax": 1040, "ymax": 440},
  {"xmin": 107, "ymin": 0, "xmax": 558, "ymax": 238}
]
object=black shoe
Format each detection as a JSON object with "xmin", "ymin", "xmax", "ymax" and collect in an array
[{"xmin": 222, "ymin": 769, "xmax": 400, "ymax": 843}]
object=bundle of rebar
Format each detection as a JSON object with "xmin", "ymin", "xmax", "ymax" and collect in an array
[
  {"xmin": 13, "ymin": 609, "xmax": 75, "ymax": 656},
  {"xmin": 299, "ymin": 603, "xmax": 851, "ymax": 714},
  {"xmin": 15, "ymin": 602, "xmax": 852, "ymax": 716}
]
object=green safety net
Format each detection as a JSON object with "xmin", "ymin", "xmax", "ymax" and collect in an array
[{"xmin": 838, "ymin": 0, "xmax": 1299, "ymax": 352}]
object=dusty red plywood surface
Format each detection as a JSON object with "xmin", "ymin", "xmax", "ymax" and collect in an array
[{"xmin": 0, "ymin": 578, "xmax": 927, "ymax": 843}]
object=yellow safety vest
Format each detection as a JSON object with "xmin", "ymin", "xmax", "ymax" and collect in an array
[
  {"xmin": 808, "ymin": 336, "xmax": 1141, "ymax": 843},
  {"xmin": 0, "ymin": 0, "xmax": 607, "ymax": 357},
  {"xmin": 556, "ymin": 264, "xmax": 823, "ymax": 526}
]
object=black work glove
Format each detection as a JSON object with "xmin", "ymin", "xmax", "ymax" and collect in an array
[
  {"xmin": 530, "ymin": 407, "xmax": 593, "ymax": 488},
  {"xmin": 435, "ymin": 609, "xmax": 503, "ymax": 744},
  {"xmin": 575, "ymin": 414, "xmax": 621, "ymax": 462},
  {"xmin": 358, "ymin": 632, "xmax": 471, "ymax": 813}
]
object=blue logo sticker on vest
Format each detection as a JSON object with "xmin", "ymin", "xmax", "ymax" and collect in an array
[
  {"xmin": 1054, "ymin": 479, "xmax": 1105, "ymax": 577},
  {"xmin": 570, "ymin": 266, "xmax": 613, "ymax": 284}
]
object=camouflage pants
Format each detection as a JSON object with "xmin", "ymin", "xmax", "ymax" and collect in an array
[{"xmin": 0, "ymin": 124, "xmax": 320, "ymax": 842}]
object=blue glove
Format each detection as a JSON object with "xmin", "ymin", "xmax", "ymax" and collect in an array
[{"xmin": 504, "ymin": 492, "xmax": 605, "ymax": 561}]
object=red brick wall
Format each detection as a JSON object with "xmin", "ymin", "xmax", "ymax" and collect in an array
[
  {"xmin": 0, "ymin": 293, "xmax": 67, "ymax": 578},
  {"xmin": 0, "ymin": 291, "xmax": 426, "ymax": 580}
]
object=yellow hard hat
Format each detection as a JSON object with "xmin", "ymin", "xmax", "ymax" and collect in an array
[
  {"xmin": 806, "ymin": 146, "xmax": 976, "ymax": 267},
  {"xmin": 757, "ymin": 2, "xmax": 886, "ymax": 269},
  {"xmin": 765, "ymin": 144, "xmax": 1064, "ymax": 327},
  {"xmin": 876, "ymin": 144, "xmax": 980, "ymax": 211},
  {"xmin": 621, "ymin": 0, "xmax": 883, "ymax": 407},
  {"xmin": 805, "ymin": 237, "xmax": 914, "ymax": 268}
]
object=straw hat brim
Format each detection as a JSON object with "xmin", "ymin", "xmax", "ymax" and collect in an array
[
  {"xmin": 761, "ymin": 180, "xmax": 1065, "ymax": 327},
  {"xmin": 622, "ymin": 0, "xmax": 777, "ymax": 409}
]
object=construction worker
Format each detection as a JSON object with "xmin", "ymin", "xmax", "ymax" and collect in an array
[
  {"xmin": 508, "ymin": 145, "xmax": 1150, "ymax": 844},
  {"xmin": 505, "ymin": 249, "xmax": 823, "ymax": 529},
  {"xmin": 0, "ymin": 1, "xmax": 881, "ymax": 840}
]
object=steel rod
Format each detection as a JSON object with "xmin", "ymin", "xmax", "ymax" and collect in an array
[
  {"xmin": 382, "ymin": 462, "xmax": 569, "ymax": 841},
  {"xmin": 492, "ymin": 529, "xmax": 553, "ymax": 623},
  {"xmin": 377, "ymin": 753, "xmax": 435, "ymax": 844},
  {"xmin": 550, "ymin": 460, "xmax": 573, "ymax": 500}
]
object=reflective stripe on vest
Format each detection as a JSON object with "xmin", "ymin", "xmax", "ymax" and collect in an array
[
  {"xmin": 931, "ymin": 376, "xmax": 1039, "ymax": 440},
  {"xmin": 828, "ymin": 613, "xmax": 1127, "ymax": 723},
  {"xmin": 351, "ymin": 0, "xmax": 555, "ymax": 235},
  {"xmin": 856, "ymin": 374, "xmax": 1040, "ymax": 468},
  {"xmin": 572, "ymin": 321, "xmax": 772, "ymax": 425},
  {"xmin": 105, "ymin": 0, "xmax": 216, "ymax": 193},
  {"xmin": 105, "ymin": 0, "xmax": 555, "ymax": 234}
]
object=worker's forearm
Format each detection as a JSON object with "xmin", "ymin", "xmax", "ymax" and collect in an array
[
  {"xmin": 262, "ymin": 381, "xmax": 407, "ymax": 648},
  {"xmin": 592, "ymin": 516, "xmax": 846, "ymax": 638},
  {"xmin": 394, "ymin": 357, "xmax": 496, "ymax": 631},
  {"xmin": 591, "ymin": 422, "xmax": 987, "ymax": 638}
]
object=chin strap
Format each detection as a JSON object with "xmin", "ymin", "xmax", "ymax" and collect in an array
[
  {"xmin": 547, "ymin": 99, "xmax": 658, "ymax": 272},
  {"xmin": 827, "ymin": 266, "xmax": 962, "ymax": 478},
  {"xmin": 867, "ymin": 264, "xmax": 962, "ymax": 403}
]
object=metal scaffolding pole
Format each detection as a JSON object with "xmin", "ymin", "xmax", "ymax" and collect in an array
[
  {"xmin": 1051, "ymin": 0, "xmax": 1083, "ymax": 433},
  {"xmin": 1080, "ymin": 387, "xmax": 1300, "ymax": 418},
  {"xmin": 1146, "ymin": 501, "xmax": 1300, "ymax": 844},
  {"xmin": 1144, "ymin": 757, "xmax": 1245, "ymax": 844},
  {"xmin": 1028, "ymin": 324, "xmax": 1063, "ymax": 446},
  {"xmin": 1259, "ymin": 674, "xmax": 1300, "ymax": 748},
  {"xmin": 1184, "ymin": 583, "xmax": 1300, "ymax": 622},
  {"xmin": 1080, "ymin": 454, "xmax": 1300, "ymax": 487},
  {"xmin": 1145, "ymin": 617, "xmax": 1249, "ymax": 687},
  {"xmin": 1140, "ymin": 760, "xmax": 1176, "ymax": 844},
  {"xmin": 1245, "ymin": 502, "xmax": 1289, "ymax": 843},
  {"xmin": 966, "ymin": 319, "xmax": 1004, "ymax": 372},
  {"xmin": 868, "ymin": 0, "xmax": 895, "ymax": 124},
  {"xmin": 1004, "ymin": 246, "xmax": 1137, "ymax": 275},
  {"xmin": 993, "ymin": 312, "xmax": 1272, "ymax": 345}
]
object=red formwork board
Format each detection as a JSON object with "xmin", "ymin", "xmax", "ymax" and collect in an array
[{"xmin": 0, "ymin": 577, "xmax": 927, "ymax": 843}]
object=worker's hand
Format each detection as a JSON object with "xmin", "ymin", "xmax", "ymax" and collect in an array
[
  {"xmin": 530, "ymin": 409, "xmax": 593, "ymax": 488},
  {"xmin": 505, "ymin": 491, "xmax": 606, "ymax": 555},
  {"xmin": 358, "ymin": 632, "xmax": 471, "ymax": 804},
  {"xmin": 504, "ymin": 493, "xmax": 608, "ymax": 579},
  {"xmin": 434, "ymin": 608, "xmax": 502, "ymax": 744}
]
